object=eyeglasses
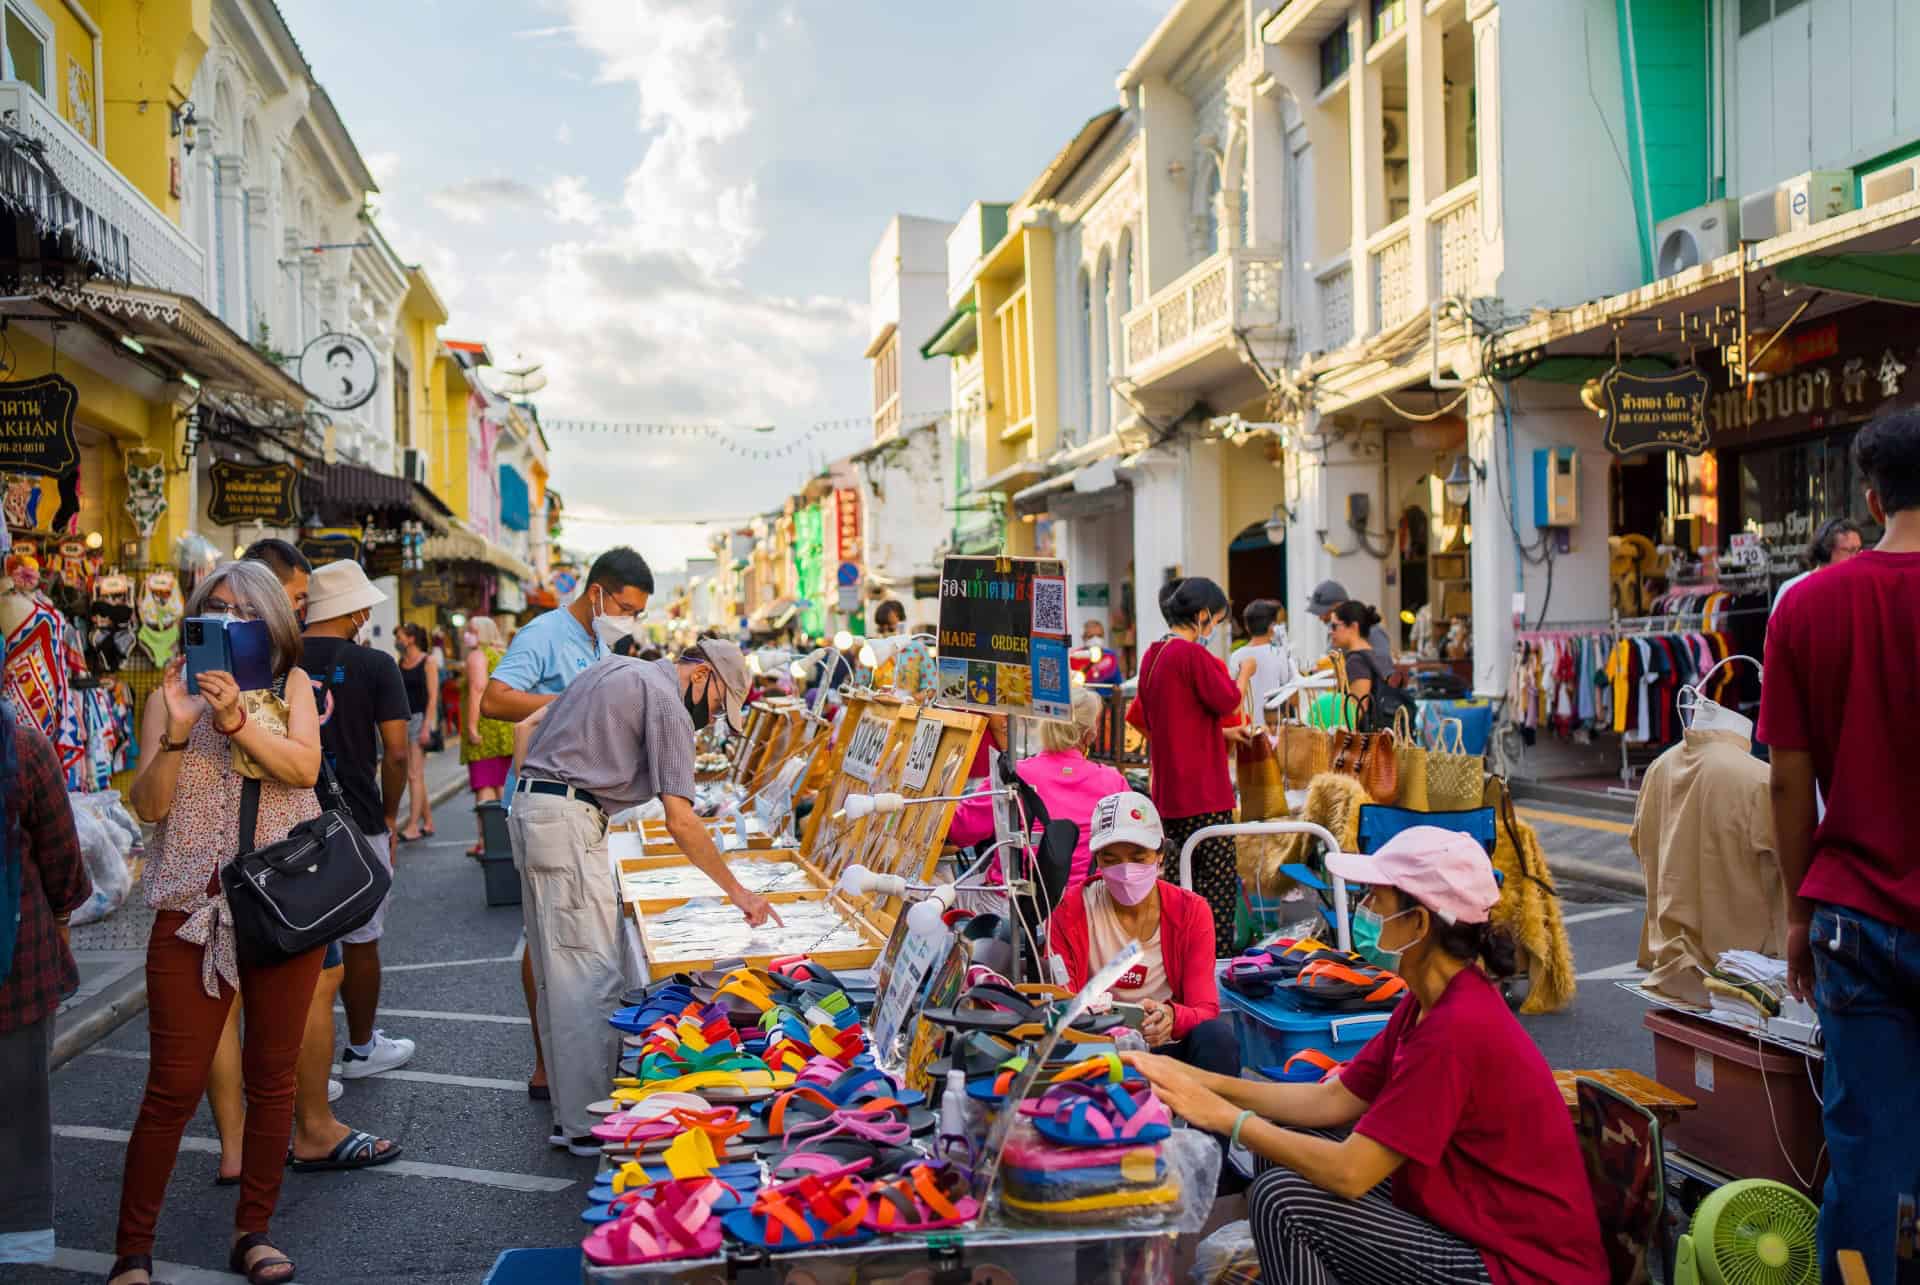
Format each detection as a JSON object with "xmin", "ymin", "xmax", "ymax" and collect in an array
[{"xmin": 203, "ymin": 596, "xmax": 257, "ymax": 620}]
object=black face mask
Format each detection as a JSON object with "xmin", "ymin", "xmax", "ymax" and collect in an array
[{"xmin": 684, "ymin": 674, "xmax": 712, "ymax": 731}]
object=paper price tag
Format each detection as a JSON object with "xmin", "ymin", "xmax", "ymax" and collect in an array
[
  {"xmin": 870, "ymin": 923, "xmax": 951, "ymax": 1066},
  {"xmin": 899, "ymin": 716, "xmax": 943, "ymax": 792}
]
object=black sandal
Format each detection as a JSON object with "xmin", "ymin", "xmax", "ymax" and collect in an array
[
  {"xmin": 289, "ymin": 1128, "xmax": 401, "ymax": 1172},
  {"xmin": 229, "ymin": 1233, "xmax": 296, "ymax": 1285},
  {"xmin": 107, "ymin": 1254, "xmax": 158, "ymax": 1284}
]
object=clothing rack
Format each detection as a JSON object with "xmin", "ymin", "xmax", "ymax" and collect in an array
[{"xmin": 1509, "ymin": 598, "xmax": 1772, "ymax": 790}]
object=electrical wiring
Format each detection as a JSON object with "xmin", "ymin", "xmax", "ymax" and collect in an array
[{"xmin": 1378, "ymin": 387, "xmax": 1470, "ymax": 421}]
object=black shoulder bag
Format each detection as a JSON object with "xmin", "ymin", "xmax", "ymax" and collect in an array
[{"xmin": 219, "ymin": 760, "xmax": 391, "ymax": 966}]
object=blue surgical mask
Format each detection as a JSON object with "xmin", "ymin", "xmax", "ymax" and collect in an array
[{"xmin": 1353, "ymin": 904, "xmax": 1421, "ymax": 972}]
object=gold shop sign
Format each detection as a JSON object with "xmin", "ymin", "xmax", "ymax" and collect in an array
[{"xmin": 1709, "ymin": 346, "xmax": 1910, "ymax": 438}]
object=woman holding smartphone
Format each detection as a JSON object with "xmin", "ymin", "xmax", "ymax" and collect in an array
[{"xmin": 116, "ymin": 561, "xmax": 323, "ymax": 1285}]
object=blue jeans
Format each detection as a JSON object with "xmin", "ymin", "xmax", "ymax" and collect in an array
[{"xmin": 1811, "ymin": 903, "xmax": 1920, "ymax": 1284}]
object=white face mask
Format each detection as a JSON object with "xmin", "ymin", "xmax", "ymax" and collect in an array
[
  {"xmin": 590, "ymin": 588, "xmax": 645, "ymax": 649},
  {"xmin": 353, "ymin": 614, "xmax": 374, "ymax": 647}
]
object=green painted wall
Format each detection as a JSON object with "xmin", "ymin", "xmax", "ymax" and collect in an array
[{"xmin": 1619, "ymin": 0, "xmax": 1713, "ymax": 279}]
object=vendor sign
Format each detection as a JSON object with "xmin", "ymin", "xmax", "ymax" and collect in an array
[
  {"xmin": 0, "ymin": 374, "xmax": 82, "ymax": 532},
  {"xmin": 299, "ymin": 529, "xmax": 362, "ymax": 568},
  {"xmin": 206, "ymin": 461, "xmax": 300, "ymax": 527},
  {"xmin": 935, "ymin": 555, "xmax": 1071, "ymax": 720},
  {"xmin": 1598, "ymin": 366, "xmax": 1711, "ymax": 457}
]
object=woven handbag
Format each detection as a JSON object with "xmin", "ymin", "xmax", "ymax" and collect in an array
[
  {"xmin": 1236, "ymin": 730, "xmax": 1287, "ymax": 820},
  {"xmin": 1425, "ymin": 717, "xmax": 1487, "ymax": 812},
  {"xmin": 1393, "ymin": 706, "xmax": 1430, "ymax": 810},
  {"xmin": 1276, "ymin": 719, "xmax": 1331, "ymax": 791}
]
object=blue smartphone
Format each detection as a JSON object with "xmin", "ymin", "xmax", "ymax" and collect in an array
[{"xmin": 183, "ymin": 617, "xmax": 274, "ymax": 694}]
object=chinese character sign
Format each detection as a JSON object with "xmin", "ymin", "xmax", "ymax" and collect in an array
[{"xmin": 935, "ymin": 556, "xmax": 1071, "ymax": 720}]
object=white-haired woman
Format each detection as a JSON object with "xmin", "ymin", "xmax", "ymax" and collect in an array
[
  {"xmin": 947, "ymin": 686, "xmax": 1128, "ymax": 891},
  {"xmin": 459, "ymin": 615, "xmax": 515, "ymax": 857},
  {"xmin": 116, "ymin": 561, "xmax": 323, "ymax": 1285}
]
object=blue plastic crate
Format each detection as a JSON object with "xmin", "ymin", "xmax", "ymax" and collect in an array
[{"xmin": 1219, "ymin": 974, "xmax": 1396, "ymax": 1079}]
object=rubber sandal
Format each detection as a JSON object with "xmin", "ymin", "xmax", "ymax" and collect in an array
[
  {"xmin": 595, "ymin": 1105, "xmax": 747, "ymax": 1151},
  {"xmin": 721, "ymin": 1160, "xmax": 874, "ymax": 1251},
  {"xmin": 862, "ymin": 1160, "xmax": 979, "ymax": 1232},
  {"xmin": 1267, "ymin": 1048, "xmax": 1343, "ymax": 1083},
  {"xmin": 228, "ymin": 1232, "xmax": 296, "ymax": 1285},
  {"xmin": 289, "ymin": 1127, "xmax": 401, "ymax": 1172},
  {"xmin": 1030, "ymin": 1083, "xmax": 1173, "ymax": 1147},
  {"xmin": 592, "ymin": 1159, "xmax": 760, "ymax": 1203},
  {"xmin": 582, "ymin": 1174, "xmax": 751, "ymax": 1224},
  {"xmin": 611, "ymin": 1066, "xmax": 794, "ymax": 1104},
  {"xmin": 590, "ymin": 1093, "xmax": 716, "ymax": 1143},
  {"xmin": 769, "ymin": 1137, "xmax": 920, "ymax": 1182},
  {"xmin": 1283, "ymin": 960, "xmax": 1408, "ymax": 1010},
  {"xmin": 581, "ymin": 1176, "xmax": 729, "ymax": 1266}
]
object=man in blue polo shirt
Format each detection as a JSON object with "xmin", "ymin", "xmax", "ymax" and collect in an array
[{"xmin": 482, "ymin": 546, "xmax": 653, "ymax": 1102}]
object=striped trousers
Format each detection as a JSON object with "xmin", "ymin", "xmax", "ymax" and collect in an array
[{"xmin": 1249, "ymin": 1140, "xmax": 1491, "ymax": 1285}]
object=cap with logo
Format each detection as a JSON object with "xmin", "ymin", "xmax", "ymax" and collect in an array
[{"xmin": 1088, "ymin": 790, "xmax": 1164, "ymax": 853}]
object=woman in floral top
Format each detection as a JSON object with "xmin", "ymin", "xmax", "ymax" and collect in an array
[{"xmin": 115, "ymin": 561, "xmax": 322, "ymax": 1285}]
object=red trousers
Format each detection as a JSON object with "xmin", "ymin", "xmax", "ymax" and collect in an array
[{"xmin": 115, "ymin": 911, "xmax": 323, "ymax": 1257}]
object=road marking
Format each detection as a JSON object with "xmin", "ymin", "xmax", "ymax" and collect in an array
[
  {"xmin": 1577, "ymin": 961, "xmax": 1648, "ymax": 982},
  {"xmin": 382, "ymin": 954, "xmax": 521, "ymax": 973},
  {"xmin": 513, "ymin": 931, "xmax": 526, "ymax": 962},
  {"xmin": 342, "ymin": 1005, "xmax": 530, "ymax": 1025},
  {"xmin": 1561, "ymin": 905, "xmax": 1641, "ymax": 926},
  {"xmin": 1517, "ymin": 806, "xmax": 1632, "ymax": 836},
  {"xmin": 54, "ymin": 1126, "xmax": 574, "ymax": 1192},
  {"xmin": 46, "ymin": 1248, "xmax": 235, "ymax": 1285},
  {"xmin": 82, "ymin": 1047, "xmax": 523, "ymax": 1093}
]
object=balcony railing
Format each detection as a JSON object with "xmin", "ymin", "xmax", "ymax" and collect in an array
[
  {"xmin": 1121, "ymin": 248, "xmax": 1284, "ymax": 385},
  {"xmin": 1430, "ymin": 180, "xmax": 1480, "ymax": 301},
  {"xmin": 1316, "ymin": 256, "xmax": 1354, "ymax": 350},
  {"xmin": 0, "ymin": 82, "xmax": 205, "ymax": 303},
  {"xmin": 1368, "ymin": 219, "xmax": 1415, "ymax": 330}
]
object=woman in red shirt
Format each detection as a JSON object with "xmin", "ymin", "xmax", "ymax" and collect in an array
[
  {"xmin": 1125, "ymin": 577, "xmax": 1252, "ymax": 955},
  {"xmin": 1124, "ymin": 827, "xmax": 1606, "ymax": 1285}
]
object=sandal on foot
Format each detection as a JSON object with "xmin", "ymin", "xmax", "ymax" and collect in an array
[
  {"xmin": 289, "ymin": 1128, "xmax": 401, "ymax": 1172},
  {"xmin": 107, "ymin": 1253, "xmax": 158, "ymax": 1285},
  {"xmin": 228, "ymin": 1233, "xmax": 296, "ymax": 1285}
]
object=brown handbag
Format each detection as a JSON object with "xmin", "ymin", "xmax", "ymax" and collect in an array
[
  {"xmin": 1235, "ymin": 731, "xmax": 1287, "ymax": 820},
  {"xmin": 1326, "ymin": 697, "xmax": 1399, "ymax": 803},
  {"xmin": 1275, "ymin": 718, "xmax": 1331, "ymax": 791}
]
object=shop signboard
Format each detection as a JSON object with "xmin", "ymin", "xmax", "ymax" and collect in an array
[
  {"xmin": 834, "ymin": 489, "xmax": 861, "ymax": 562},
  {"xmin": 0, "ymin": 374, "xmax": 82, "ymax": 531},
  {"xmin": 299, "ymin": 529, "xmax": 362, "ymax": 568},
  {"xmin": 411, "ymin": 573, "xmax": 453, "ymax": 607},
  {"xmin": 1598, "ymin": 366, "xmax": 1712, "ymax": 457},
  {"xmin": 297, "ymin": 332, "xmax": 379, "ymax": 412},
  {"xmin": 935, "ymin": 555, "xmax": 1072, "ymax": 720},
  {"xmin": 1076, "ymin": 581, "xmax": 1110, "ymax": 608},
  {"xmin": 206, "ymin": 461, "xmax": 300, "ymax": 527}
]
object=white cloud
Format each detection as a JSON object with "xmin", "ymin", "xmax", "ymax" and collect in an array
[
  {"xmin": 554, "ymin": 121, "xmax": 573, "ymax": 145},
  {"xmin": 364, "ymin": 150, "xmax": 400, "ymax": 186},
  {"xmin": 428, "ymin": 176, "xmax": 541, "ymax": 224},
  {"xmin": 544, "ymin": 174, "xmax": 601, "ymax": 225}
]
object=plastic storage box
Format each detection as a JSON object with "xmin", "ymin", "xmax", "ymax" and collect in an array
[
  {"xmin": 1220, "ymin": 980, "xmax": 1396, "ymax": 1079},
  {"xmin": 1644, "ymin": 1009, "xmax": 1826, "ymax": 1193}
]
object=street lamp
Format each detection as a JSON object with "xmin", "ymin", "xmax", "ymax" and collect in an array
[{"xmin": 1443, "ymin": 455, "xmax": 1485, "ymax": 508}]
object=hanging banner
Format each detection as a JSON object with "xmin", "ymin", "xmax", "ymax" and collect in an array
[
  {"xmin": 206, "ymin": 461, "xmax": 300, "ymax": 527},
  {"xmin": 410, "ymin": 572, "xmax": 453, "ymax": 607},
  {"xmin": 935, "ymin": 555, "xmax": 1071, "ymax": 720},
  {"xmin": 1598, "ymin": 366, "xmax": 1711, "ymax": 457},
  {"xmin": 0, "ymin": 374, "xmax": 82, "ymax": 532}
]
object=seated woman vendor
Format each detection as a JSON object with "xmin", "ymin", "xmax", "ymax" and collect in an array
[
  {"xmin": 1046, "ymin": 791, "xmax": 1238, "ymax": 1077},
  {"xmin": 1125, "ymin": 827, "xmax": 1605, "ymax": 1285}
]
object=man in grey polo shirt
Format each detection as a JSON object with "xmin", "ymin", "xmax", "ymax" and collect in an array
[{"xmin": 511, "ymin": 639, "xmax": 781, "ymax": 1153}]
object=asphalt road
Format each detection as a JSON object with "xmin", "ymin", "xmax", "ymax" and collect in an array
[{"xmin": 24, "ymin": 802, "xmax": 1655, "ymax": 1284}]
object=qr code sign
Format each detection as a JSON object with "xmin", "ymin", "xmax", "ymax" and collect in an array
[
  {"xmin": 1032, "ymin": 577, "xmax": 1067, "ymax": 636},
  {"xmin": 1034, "ymin": 647, "xmax": 1064, "ymax": 697}
]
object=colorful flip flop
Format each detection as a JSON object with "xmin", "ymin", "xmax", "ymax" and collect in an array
[
  {"xmin": 861, "ymin": 1161, "xmax": 979, "ymax": 1232},
  {"xmin": 581, "ymin": 1176, "xmax": 730, "ymax": 1266},
  {"xmin": 1030, "ymin": 1082, "xmax": 1173, "ymax": 1148},
  {"xmin": 720, "ymin": 1160, "xmax": 874, "ymax": 1251}
]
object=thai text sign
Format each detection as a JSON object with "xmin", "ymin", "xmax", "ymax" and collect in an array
[
  {"xmin": 0, "ymin": 375, "xmax": 80, "ymax": 476},
  {"xmin": 206, "ymin": 461, "xmax": 299, "ymax": 526},
  {"xmin": 1600, "ymin": 367, "xmax": 1711, "ymax": 457},
  {"xmin": 935, "ymin": 556, "xmax": 1071, "ymax": 720}
]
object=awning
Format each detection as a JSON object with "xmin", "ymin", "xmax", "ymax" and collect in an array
[
  {"xmin": 920, "ymin": 302, "xmax": 979, "ymax": 359},
  {"xmin": 303, "ymin": 462, "xmax": 452, "ymax": 531},
  {"xmin": 499, "ymin": 464, "xmax": 530, "ymax": 531},
  {"xmin": 34, "ymin": 281, "xmax": 312, "ymax": 410},
  {"xmin": 1011, "ymin": 455, "xmax": 1129, "ymax": 519},
  {"xmin": 968, "ymin": 457, "xmax": 1051, "ymax": 497},
  {"xmin": 419, "ymin": 526, "xmax": 536, "ymax": 583},
  {"xmin": 748, "ymin": 596, "xmax": 796, "ymax": 627}
]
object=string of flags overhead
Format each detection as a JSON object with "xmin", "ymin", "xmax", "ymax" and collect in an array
[{"xmin": 542, "ymin": 411, "xmax": 951, "ymax": 461}]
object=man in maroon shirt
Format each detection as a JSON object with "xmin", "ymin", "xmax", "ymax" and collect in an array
[
  {"xmin": 1760, "ymin": 408, "xmax": 1920, "ymax": 1284},
  {"xmin": 0, "ymin": 718, "xmax": 91, "ymax": 1263}
]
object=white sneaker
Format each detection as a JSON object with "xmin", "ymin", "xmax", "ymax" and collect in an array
[
  {"xmin": 327, "ymin": 1078, "xmax": 343, "ymax": 1103},
  {"xmin": 338, "ymin": 1030, "xmax": 416, "ymax": 1078}
]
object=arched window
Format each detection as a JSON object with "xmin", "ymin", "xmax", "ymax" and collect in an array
[
  {"xmin": 1093, "ymin": 251, "xmax": 1112, "ymax": 438},
  {"xmin": 1115, "ymin": 228, "xmax": 1134, "ymax": 377},
  {"xmin": 1075, "ymin": 267, "xmax": 1092, "ymax": 447}
]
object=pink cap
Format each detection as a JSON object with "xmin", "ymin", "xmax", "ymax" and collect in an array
[{"xmin": 1324, "ymin": 826, "xmax": 1500, "ymax": 925}]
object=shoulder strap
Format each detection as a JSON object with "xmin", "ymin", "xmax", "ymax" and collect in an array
[{"xmin": 240, "ymin": 776, "xmax": 262, "ymax": 853}]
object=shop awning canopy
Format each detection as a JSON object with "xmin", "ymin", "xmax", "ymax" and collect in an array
[
  {"xmin": 920, "ymin": 302, "xmax": 979, "ymax": 360},
  {"xmin": 419, "ymin": 526, "xmax": 536, "ymax": 583},
  {"xmin": 302, "ymin": 462, "xmax": 453, "ymax": 531},
  {"xmin": 968, "ymin": 457, "xmax": 1051, "ymax": 498},
  {"xmin": 748, "ymin": 596, "xmax": 796, "ymax": 627},
  {"xmin": 1771, "ymin": 252, "xmax": 1920, "ymax": 305},
  {"xmin": 34, "ymin": 281, "xmax": 312, "ymax": 411}
]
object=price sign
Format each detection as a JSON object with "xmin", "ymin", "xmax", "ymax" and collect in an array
[
  {"xmin": 842, "ymin": 712, "xmax": 892, "ymax": 784},
  {"xmin": 899, "ymin": 716, "xmax": 944, "ymax": 792},
  {"xmin": 869, "ymin": 921, "xmax": 953, "ymax": 1069}
]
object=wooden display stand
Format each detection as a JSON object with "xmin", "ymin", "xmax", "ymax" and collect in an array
[{"xmin": 616, "ymin": 689, "xmax": 986, "ymax": 980}]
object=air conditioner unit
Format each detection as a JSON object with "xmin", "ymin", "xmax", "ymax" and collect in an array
[
  {"xmin": 1653, "ymin": 200, "xmax": 1738, "ymax": 279},
  {"xmin": 1861, "ymin": 157, "xmax": 1920, "ymax": 209},
  {"xmin": 401, "ymin": 448, "xmax": 428, "ymax": 485},
  {"xmin": 1739, "ymin": 170, "xmax": 1855, "ymax": 242},
  {"xmin": 1382, "ymin": 111, "xmax": 1408, "ymax": 162}
]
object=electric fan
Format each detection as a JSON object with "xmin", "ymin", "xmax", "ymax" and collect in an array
[{"xmin": 1674, "ymin": 1179, "xmax": 1819, "ymax": 1285}]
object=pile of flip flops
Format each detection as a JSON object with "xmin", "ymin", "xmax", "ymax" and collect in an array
[
  {"xmin": 580, "ymin": 957, "xmax": 985, "ymax": 1266},
  {"xmin": 1221, "ymin": 938, "xmax": 1407, "ymax": 1012}
]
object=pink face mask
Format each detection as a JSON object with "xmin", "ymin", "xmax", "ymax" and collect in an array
[{"xmin": 1101, "ymin": 861, "xmax": 1159, "ymax": 906}]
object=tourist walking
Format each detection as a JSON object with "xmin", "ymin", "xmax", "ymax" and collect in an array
[
  {"xmin": 461, "ymin": 615, "xmax": 516, "ymax": 857},
  {"xmin": 396, "ymin": 623, "xmax": 438, "ymax": 842}
]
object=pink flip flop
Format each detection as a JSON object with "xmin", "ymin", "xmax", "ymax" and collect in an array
[{"xmin": 581, "ymin": 1177, "xmax": 730, "ymax": 1266}]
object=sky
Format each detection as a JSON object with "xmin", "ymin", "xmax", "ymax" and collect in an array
[{"xmin": 278, "ymin": 0, "xmax": 1166, "ymax": 572}]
